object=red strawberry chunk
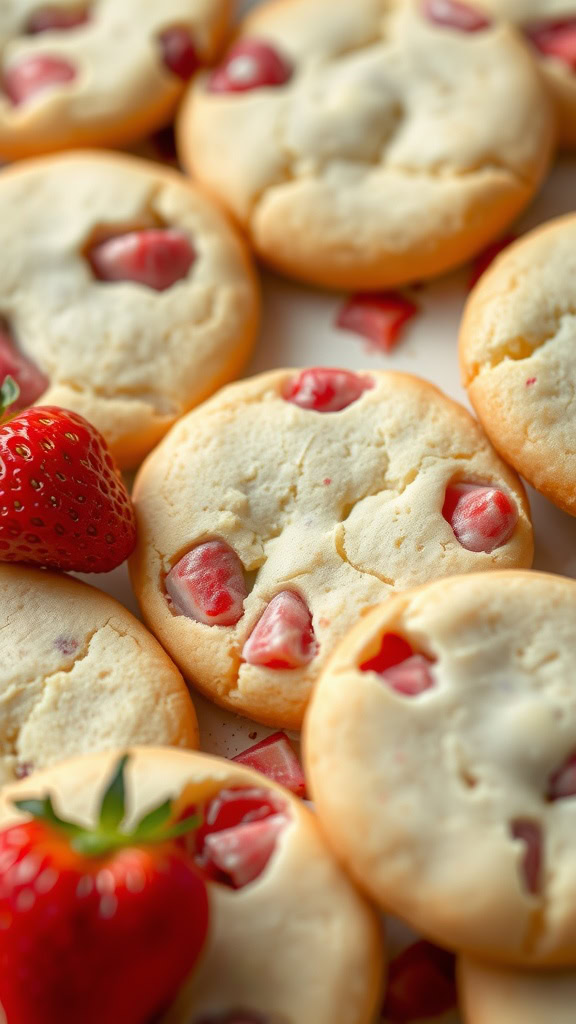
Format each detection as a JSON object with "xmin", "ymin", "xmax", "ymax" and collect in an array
[
  {"xmin": 4, "ymin": 55, "xmax": 76, "ymax": 105},
  {"xmin": 336, "ymin": 292, "xmax": 418, "ymax": 354},
  {"xmin": 27, "ymin": 6, "xmax": 89, "ymax": 33},
  {"xmin": 361, "ymin": 633, "xmax": 435, "ymax": 696},
  {"xmin": 208, "ymin": 39, "xmax": 292, "ymax": 93},
  {"xmin": 158, "ymin": 26, "xmax": 200, "ymax": 80},
  {"xmin": 510, "ymin": 819, "xmax": 542, "ymax": 895},
  {"xmin": 88, "ymin": 228, "xmax": 196, "ymax": 292},
  {"xmin": 443, "ymin": 483, "xmax": 518, "ymax": 553},
  {"xmin": 284, "ymin": 367, "xmax": 374, "ymax": 412},
  {"xmin": 233, "ymin": 732, "xmax": 306, "ymax": 797},
  {"xmin": 203, "ymin": 814, "xmax": 288, "ymax": 888},
  {"xmin": 469, "ymin": 235, "xmax": 516, "ymax": 289},
  {"xmin": 422, "ymin": 0, "xmax": 491, "ymax": 30},
  {"xmin": 166, "ymin": 541, "xmax": 247, "ymax": 626},
  {"xmin": 383, "ymin": 940, "xmax": 457, "ymax": 1022},
  {"xmin": 526, "ymin": 19, "xmax": 576, "ymax": 67},
  {"xmin": 0, "ymin": 324, "xmax": 48, "ymax": 408},
  {"xmin": 547, "ymin": 753, "xmax": 576, "ymax": 800},
  {"xmin": 242, "ymin": 591, "xmax": 317, "ymax": 670}
]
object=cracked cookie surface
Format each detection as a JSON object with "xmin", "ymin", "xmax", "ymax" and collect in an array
[
  {"xmin": 0, "ymin": 564, "xmax": 198, "ymax": 785},
  {"xmin": 0, "ymin": 0, "xmax": 231, "ymax": 159},
  {"xmin": 130, "ymin": 368, "xmax": 532, "ymax": 730},
  {"xmin": 178, "ymin": 0, "xmax": 553, "ymax": 289},
  {"xmin": 0, "ymin": 151, "xmax": 259, "ymax": 468},
  {"xmin": 460, "ymin": 215, "xmax": 576, "ymax": 515},
  {"xmin": 459, "ymin": 955, "xmax": 576, "ymax": 1023},
  {"xmin": 306, "ymin": 570, "xmax": 576, "ymax": 964}
]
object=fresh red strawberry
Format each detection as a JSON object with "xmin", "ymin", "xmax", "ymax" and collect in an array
[
  {"xmin": 233, "ymin": 732, "xmax": 307, "ymax": 797},
  {"xmin": 383, "ymin": 940, "xmax": 457, "ymax": 1021},
  {"xmin": 0, "ymin": 377, "xmax": 136, "ymax": 572},
  {"xmin": 0, "ymin": 755, "xmax": 209, "ymax": 1024}
]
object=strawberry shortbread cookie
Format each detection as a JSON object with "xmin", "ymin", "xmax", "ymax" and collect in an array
[
  {"xmin": 461, "ymin": 215, "xmax": 576, "ymax": 516},
  {"xmin": 0, "ymin": 746, "xmax": 384, "ymax": 1023},
  {"xmin": 130, "ymin": 368, "xmax": 532, "ymax": 729},
  {"xmin": 459, "ymin": 956, "xmax": 576, "ymax": 1023},
  {"xmin": 306, "ymin": 570, "xmax": 576, "ymax": 965},
  {"xmin": 0, "ymin": 151, "xmax": 259, "ymax": 468},
  {"xmin": 0, "ymin": 564, "xmax": 198, "ymax": 785},
  {"xmin": 0, "ymin": 0, "xmax": 231, "ymax": 159},
  {"xmin": 177, "ymin": 0, "xmax": 553, "ymax": 290}
]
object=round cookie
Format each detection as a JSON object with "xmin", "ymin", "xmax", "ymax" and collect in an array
[
  {"xmin": 0, "ymin": 0, "xmax": 232, "ymax": 160},
  {"xmin": 305, "ymin": 570, "xmax": 576, "ymax": 965},
  {"xmin": 0, "ymin": 563, "xmax": 198, "ymax": 785},
  {"xmin": 130, "ymin": 367, "xmax": 533, "ymax": 730},
  {"xmin": 0, "ymin": 746, "xmax": 384, "ymax": 1024},
  {"xmin": 458, "ymin": 956, "xmax": 576, "ymax": 1023},
  {"xmin": 177, "ymin": 0, "xmax": 554, "ymax": 291},
  {"xmin": 460, "ymin": 214, "xmax": 576, "ymax": 516},
  {"xmin": 0, "ymin": 151, "xmax": 259, "ymax": 468}
]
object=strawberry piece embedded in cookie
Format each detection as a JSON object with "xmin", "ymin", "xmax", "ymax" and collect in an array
[
  {"xmin": 547, "ymin": 752, "xmax": 576, "ymax": 800},
  {"xmin": 166, "ymin": 541, "xmax": 247, "ymax": 626},
  {"xmin": 242, "ymin": 591, "xmax": 317, "ymax": 669},
  {"xmin": 4, "ymin": 55, "xmax": 76, "ymax": 105},
  {"xmin": 88, "ymin": 228, "xmax": 196, "ymax": 292},
  {"xmin": 233, "ymin": 732, "xmax": 306, "ymax": 796},
  {"xmin": 208, "ymin": 39, "xmax": 292, "ymax": 93},
  {"xmin": 361, "ymin": 633, "xmax": 435, "ymax": 696},
  {"xmin": 27, "ymin": 6, "xmax": 90, "ymax": 33},
  {"xmin": 443, "ymin": 483, "xmax": 518, "ymax": 553},
  {"xmin": 158, "ymin": 26, "xmax": 200, "ymax": 80},
  {"xmin": 422, "ymin": 0, "xmax": 491, "ymax": 32},
  {"xmin": 526, "ymin": 19, "xmax": 576, "ymax": 68},
  {"xmin": 336, "ymin": 291, "xmax": 419, "ymax": 353},
  {"xmin": 284, "ymin": 367, "xmax": 374, "ymax": 412},
  {"xmin": 510, "ymin": 819, "xmax": 542, "ymax": 895},
  {"xmin": 383, "ymin": 940, "xmax": 457, "ymax": 1022},
  {"xmin": 0, "ymin": 324, "xmax": 48, "ymax": 408}
]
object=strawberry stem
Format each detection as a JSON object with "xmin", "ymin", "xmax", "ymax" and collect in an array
[{"xmin": 0, "ymin": 375, "xmax": 19, "ymax": 420}]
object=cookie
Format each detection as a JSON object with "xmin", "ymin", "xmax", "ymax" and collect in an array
[
  {"xmin": 0, "ymin": 151, "xmax": 259, "ymax": 468},
  {"xmin": 0, "ymin": 746, "xmax": 384, "ymax": 1024},
  {"xmin": 458, "ymin": 956, "xmax": 576, "ymax": 1023},
  {"xmin": 0, "ymin": 0, "xmax": 231, "ymax": 159},
  {"xmin": 130, "ymin": 367, "xmax": 532, "ymax": 730},
  {"xmin": 0, "ymin": 563, "xmax": 198, "ymax": 785},
  {"xmin": 177, "ymin": 0, "xmax": 554, "ymax": 290},
  {"xmin": 305, "ymin": 569, "xmax": 576, "ymax": 965},
  {"xmin": 460, "ymin": 214, "xmax": 576, "ymax": 516}
]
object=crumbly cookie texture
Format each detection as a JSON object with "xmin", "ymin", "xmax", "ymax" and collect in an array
[
  {"xmin": 0, "ymin": 0, "xmax": 231, "ymax": 159},
  {"xmin": 0, "ymin": 565, "xmax": 198, "ymax": 785},
  {"xmin": 458, "ymin": 956, "xmax": 576, "ymax": 1023},
  {"xmin": 461, "ymin": 215, "xmax": 576, "ymax": 516},
  {"xmin": 305, "ymin": 570, "xmax": 576, "ymax": 965},
  {"xmin": 130, "ymin": 368, "xmax": 532, "ymax": 730},
  {"xmin": 0, "ymin": 151, "xmax": 259, "ymax": 468},
  {"xmin": 0, "ymin": 746, "xmax": 384, "ymax": 1024},
  {"xmin": 178, "ymin": 0, "xmax": 553, "ymax": 290}
]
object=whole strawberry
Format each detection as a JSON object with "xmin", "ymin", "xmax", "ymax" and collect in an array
[
  {"xmin": 0, "ymin": 755, "xmax": 209, "ymax": 1024},
  {"xmin": 0, "ymin": 377, "xmax": 136, "ymax": 572}
]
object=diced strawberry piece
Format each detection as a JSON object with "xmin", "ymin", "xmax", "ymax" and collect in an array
[
  {"xmin": 203, "ymin": 814, "xmax": 287, "ymax": 888},
  {"xmin": 336, "ymin": 292, "xmax": 418, "ymax": 354},
  {"xmin": 4, "ymin": 55, "xmax": 76, "ymax": 105},
  {"xmin": 158, "ymin": 26, "xmax": 200, "ymax": 80},
  {"xmin": 383, "ymin": 940, "xmax": 457, "ymax": 1022},
  {"xmin": 233, "ymin": 733, "xmax": 306, "ymax": 797},
  {"xmin": 469, "ymin": 235, "xmax": 516, "ymax": 289},
  {"xmin": 0, "ymin": 325, "xmax": 48, "ymax": 409},
  {"xmin": 242, "ymin": 591, "xmax": 317, "ymax": 670},
  {"xmin": 88, "ymin": 228, "xmax": 195, "ymax": 292},
  {"xmin": 361, "ymin": 634, "xmax": 435, "ymax": 697},
  {"xmin": 526, "ymin": 19, "xmax": 576, "ymax": 68},
  {"xmin": 208, "ymin": 39, "xmax": 292, "ymax": 93},
  {"xmin": 422, "ymin": 0, "xmax": 491, "ymax": 31},
  {"xmin": 360, "ymin": 633, "xmax": 414, "ymax": 675},
  {"xmin": 547, "ymin": 753, "xmax": 576, "ymax": 801},
  {"xmin": 27, "ymin": 6, "xmax": 89, "ymax": 33},
  {"xmin": 443, "ymin": 483, "xmax": 518, "ymax": 553},
  {"xmin": 166, "ymin": 541, "xmax": 247, "ymax": 627},
  {"xmin": 511, "ymin": 820, "xmax": 542, "ymax": 895},
  {"xmin": 284, "ymin": 367, "xmax": 374, "ymax": 412}
]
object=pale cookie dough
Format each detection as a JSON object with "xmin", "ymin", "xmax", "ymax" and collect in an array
[
  {"xmin": 0, "ymin": 746, "xmax": 384, "ymax": 1024},
  {"xmin": 0, "ymin": 151, "xmax": 259, "ymax": 468},
  {"xmin": 177, "ymin": 0, "xmax": 554, "ymax": 290},
  {"xmin": 458, "ymin": 956, "xmax": 576, "ymax": 1023},
  {"xmin": 130, "ymin": 368, "xmax": 532, "ymax": 731},
  {"xmin": 0, "ymin": 564, "xmax": 198, "ymax": 786},
  {"xmin": 306, "ymin": 570, "xmax": 576, "ymax": 965},
  {"xmin": 461, "ymin": 214, "xmax": 576, "ymax": 516},
  {"xmin": 0, "ymin": 0, "xmax": 231, "ymax": 159}
]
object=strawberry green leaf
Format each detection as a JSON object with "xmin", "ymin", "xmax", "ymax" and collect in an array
[
  {"xmin": 131, "ymin": 799, "xmax": 173, "ymax": 840},
  {"xmin": 14, "ymin": 796, "xmax": 82, "ymax": 838},
  {"xmin": 162, "ymin": 812, "xmax": 201, "ymax": 841},
  {"xmin": 0, "ymin": 375, "xmax": 19, "ymax": 418},
  {"xmin": 98, "ymin": 753, "xmax": 129, "ymax": 832}
]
